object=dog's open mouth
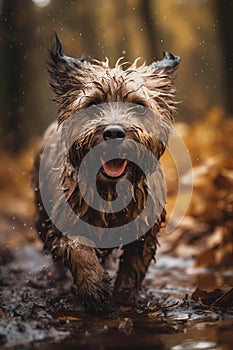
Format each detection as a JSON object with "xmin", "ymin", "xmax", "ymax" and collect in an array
[{"xmin": 101, "ymin": 158, "xmax": 128, "ymax": 178}]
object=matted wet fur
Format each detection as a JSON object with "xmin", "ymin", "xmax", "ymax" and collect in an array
[{"xmin": 32, "ymin": 34, "xmax": 180, "ymax": 312}]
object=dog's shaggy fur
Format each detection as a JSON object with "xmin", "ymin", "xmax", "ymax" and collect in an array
[{"xmin": 32, "ymin": 34, "xmax": 180, "ymax": 311}]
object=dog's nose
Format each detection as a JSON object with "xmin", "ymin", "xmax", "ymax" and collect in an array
[{"xmin": 103, "ymin": 125, "xmax": 125, "ymax": 141}]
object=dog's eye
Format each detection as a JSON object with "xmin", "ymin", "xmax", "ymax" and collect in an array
[
  {"xmin": 86, "ymin": 102, "xmax": 101, "ymax": 115},
  {"xmin": 132, "ymin": 103, "xmax": 147, "ymax": 116}
]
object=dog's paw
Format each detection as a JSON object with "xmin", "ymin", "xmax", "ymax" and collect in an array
[
  {"xmin": 80, "ymin": 271, "xmax": 112, "ymax": 313},
  {"xmin": 68, "ymin": 242, "xmax": 111, "ymax": 312}
]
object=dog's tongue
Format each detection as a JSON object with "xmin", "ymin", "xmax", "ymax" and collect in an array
[{"xmin": 102, "ymin": 159, "xmax": 127, "ymax": 178}]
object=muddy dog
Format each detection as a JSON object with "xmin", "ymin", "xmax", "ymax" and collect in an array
[{"xmin": 32, "ymin": 34, "xmax": 180, "ymax": 311}]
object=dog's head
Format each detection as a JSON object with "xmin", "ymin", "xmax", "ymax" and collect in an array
[
  {"xmin": 47, "ymin": 34, "xmax": 180, "ymax": 235},
  {"xmin": 48, "ymin": 34, "xmax": 180, "ymax": 182}
]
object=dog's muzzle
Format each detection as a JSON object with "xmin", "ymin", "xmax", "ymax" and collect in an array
[{"xmin": 101, "ymin": 124, "xmax": 127, "ymax": 178}]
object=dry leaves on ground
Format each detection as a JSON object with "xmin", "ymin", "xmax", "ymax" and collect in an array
[{"xmin": 162, "ymin": 107, "xmax": 233, "ymax": 268}]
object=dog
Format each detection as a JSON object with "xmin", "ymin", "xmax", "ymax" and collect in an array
[{"xmin": 32, "ymin": 34, "xmax": 180, "ymax": 311}]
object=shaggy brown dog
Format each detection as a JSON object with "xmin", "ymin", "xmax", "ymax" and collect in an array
[{"xmin": 32, "ymin": 34, "xmax": 180, "ymax": 311}]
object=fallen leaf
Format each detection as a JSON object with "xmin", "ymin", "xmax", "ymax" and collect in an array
[
  {"xmin": 191, "ymin": 285, "xmax": 233, "ymax": 308},
  {"xmin": 57, "ymin": 316, "xmax": 81, "ymax": 321}
]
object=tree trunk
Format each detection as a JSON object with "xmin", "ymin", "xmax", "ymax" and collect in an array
[
  {"xmin": 0, "ymin": 0, "xmax": 33, "ymax": 153},
  {"xmin": 216, "ymin": 0, "xmax": 233, "ymax": 116},
  {"xmin": 139, "ymin": 0, "xmax": 159, "ymax": 60}
]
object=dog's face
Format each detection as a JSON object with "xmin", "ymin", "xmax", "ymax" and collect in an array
[
  {"xmin": 48, "ymin": 34, "xmax": 180, "ymax": 185},
  {"xmin": 47, "ymin": 34, "xmax": 180, "ymax": 235}
]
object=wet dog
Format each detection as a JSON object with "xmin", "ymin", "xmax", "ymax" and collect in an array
[{"xmin": 32, "ymin": 34, "xmax": 180, "ymax": 311}]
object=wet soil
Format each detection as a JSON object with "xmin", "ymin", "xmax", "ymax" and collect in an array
[{"xmin": 0, "ymin": 216, "xmax": 233, "ymax": 350}]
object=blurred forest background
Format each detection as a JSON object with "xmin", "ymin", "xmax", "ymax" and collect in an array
[
  {"xmin": 0, "ymin": 0, "xmax": 232, "ymax": 269},
  {"xmin": 1, "ymin": 0, "xmax": 233, "ymax": 153}
]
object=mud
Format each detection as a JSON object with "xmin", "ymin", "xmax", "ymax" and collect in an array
[{"xmin": 0, "ymin": 226, "xmax": 233, "ymax": 349}]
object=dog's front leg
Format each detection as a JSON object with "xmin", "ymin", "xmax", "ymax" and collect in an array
[
  {"xmin": 113, "ymin": 225, "xmax": 159, "ymax": 303},
  {"xmin": 44, "ymin": 228, "xmax": 111, "ymax": 311}
]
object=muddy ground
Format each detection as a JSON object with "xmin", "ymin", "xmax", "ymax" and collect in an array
[{"xmin": 0, "ymin": 214, "xmax": 232, "ymax": 350}]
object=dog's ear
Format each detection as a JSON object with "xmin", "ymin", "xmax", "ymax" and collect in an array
[
  {"xmin": 145, "ymin": 52, "xmax": 180, "ymax": 120},
  {"xmin": 151, "ymin": 52, "xmax": 180, "ymax": 76},
  {"xmin": 47, "ymin": 33, "xmax": 86, "ymax": 99}
]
